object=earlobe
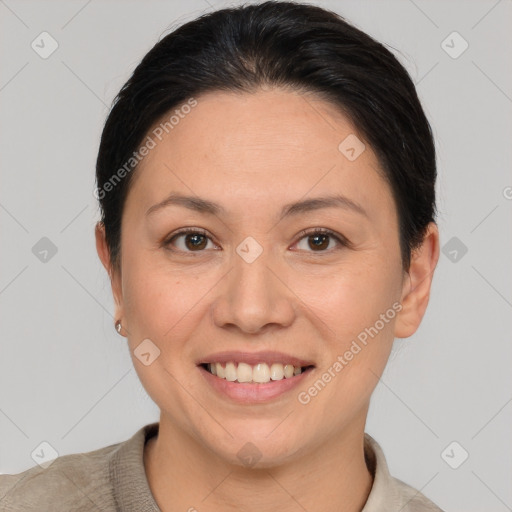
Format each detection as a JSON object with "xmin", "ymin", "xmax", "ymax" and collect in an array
[{"xmin": 394, "ymin": 222, "xmax": 440, "ymax": 339}]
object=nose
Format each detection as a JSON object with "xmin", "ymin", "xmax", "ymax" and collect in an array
[{"xmin": 211, "ymin": 247, "xmax": 296, "ymax": 335}]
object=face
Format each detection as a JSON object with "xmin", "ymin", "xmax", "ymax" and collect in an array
[{"xmin": 97, "ymin": 87, "xmax": 438, "ymax": 467}]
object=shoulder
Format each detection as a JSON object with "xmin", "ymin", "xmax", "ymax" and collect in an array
[
  {"xmin": 388, "ymin": 475, "xmax": 445, "ymax": 511},
  {"xmin": 0, "ymin": 440, "xmax": 121, "ymax": 512},
  {"xmin": 363, "ymin": 433, "xmax": 445, "ymax": 512}
]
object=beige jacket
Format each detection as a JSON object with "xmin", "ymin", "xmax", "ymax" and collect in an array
[{"xmin": 0, "ymin": 423, "xmax": 444, "ymax": 511}]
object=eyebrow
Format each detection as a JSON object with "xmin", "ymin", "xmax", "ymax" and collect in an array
[{"xmin": 145, "ymin": 192, "xmax": 368, "ymax": 220}]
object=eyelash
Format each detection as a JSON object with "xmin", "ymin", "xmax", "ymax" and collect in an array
[{"xmin": 163, "ymin": 227, "xmax": 349, "ymax": 255}]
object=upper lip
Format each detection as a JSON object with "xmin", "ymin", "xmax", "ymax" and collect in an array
[{"xmin": 197, "ymin": 350, "xmax": 315, "ymax": 368}]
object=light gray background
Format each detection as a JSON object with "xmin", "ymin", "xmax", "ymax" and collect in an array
[{"xmin": 1, "ymin": 1, "xmax": 511, "ymax": 510}]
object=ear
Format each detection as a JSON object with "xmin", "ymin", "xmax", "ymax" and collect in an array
[
  {"xmin": 95, "ymin": 221, "xmax": 124, "ymax": 321},
  {"xmin": 394, "ymin": 222, "xmax": 440, "ymax": 338}
]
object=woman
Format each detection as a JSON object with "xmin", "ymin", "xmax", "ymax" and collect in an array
[{"xmin": 0, "ymin": 1, "xmax": 443, "ymax": 510}]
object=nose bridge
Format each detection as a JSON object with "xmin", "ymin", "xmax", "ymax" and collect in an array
[
  {"xmin": 234, "ymin": 244, "xmax": 273, "ymax": 301},
  {"xmin": 212, "ymin": 236, "xmax": 295, "ymax": 333}
]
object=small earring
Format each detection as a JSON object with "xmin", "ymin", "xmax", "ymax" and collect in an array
[{"xmin": 115, "ymin": 320, "xmax": 122, "ymax": 334}]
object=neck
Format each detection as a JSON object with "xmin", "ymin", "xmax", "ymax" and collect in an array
[{"xmin": 144, "ymin": 414, "xmax": 374, "ymax": 512}]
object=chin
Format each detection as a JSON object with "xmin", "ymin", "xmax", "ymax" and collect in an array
[{"xmin": 208, "ymin": 428, "xmax": 305, "ymax": 469}]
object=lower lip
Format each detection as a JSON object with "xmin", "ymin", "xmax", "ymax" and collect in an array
[{"xmin": 198, "ymin": 365, "xmax": 314, "ymax": 404}]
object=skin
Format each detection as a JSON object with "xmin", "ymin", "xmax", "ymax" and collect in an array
[{"xmin": 96, "ymin": 87, "xmax": 439, "ymax": 512}]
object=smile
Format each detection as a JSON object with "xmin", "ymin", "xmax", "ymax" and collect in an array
[{"xmin": 202, "ymin": 361, "xmax": 314, "ymax": 384}]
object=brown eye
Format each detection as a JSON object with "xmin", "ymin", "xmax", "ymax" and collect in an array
[
  {"xmin": 165, "ymin": 229, "xmax": 215, "ymax": 252},
  {"xmin": 307, "ymin": 233, "xmax": 330, "ymax": 251},
  {"xmin": 294, "ymin": 229, "xmax": 346, "ymax": 253},
  {"xmin": 183, "ymin": 233, "xmax": 208, "ymax": 250},
  {"xmin": 164, "ymin": 227, "xmax": 347, "ymax": 254}
]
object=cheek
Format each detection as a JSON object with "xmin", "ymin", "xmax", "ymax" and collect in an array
[
  {"xmin": 330, "ymin": 260, "xmax": 401, "ymax": 383},
  {"xmin": 296, "ymin": 254, "xmax": 401, "ymax": 400},
  {"xmin": 121, "ymin": 257, "xmax": 209, "ymax": 344},
  {"xmin": 294, "ymin": 254, "xmax": 402, "ymax": 341}
]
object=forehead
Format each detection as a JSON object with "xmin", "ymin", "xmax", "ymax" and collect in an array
[{"xmin": 126, "ymin": 88, "xmax": 395, "ymax": 224}]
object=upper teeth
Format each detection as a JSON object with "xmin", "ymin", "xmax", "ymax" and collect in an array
[{"xmin": 207, "ymin": 362, "xmax": 306, "ymax": 383}]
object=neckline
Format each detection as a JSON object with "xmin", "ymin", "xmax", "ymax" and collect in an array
[
  {"xmin": 110, "ymin": 422, "xmax": 161, "ymax": 512},
  {"xmin": 110, "ymin": 423, "xmax": 391, "ymax": 512}
]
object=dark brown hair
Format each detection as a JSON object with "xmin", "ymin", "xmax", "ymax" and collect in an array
[{"xmin": 96, "ymin": 1, "xmax": 437, "ymax": 272}]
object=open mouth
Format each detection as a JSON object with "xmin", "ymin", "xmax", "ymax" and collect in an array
[{"xmin": 200, "ymin": 362, "xmax": 315, "ymax": 384}]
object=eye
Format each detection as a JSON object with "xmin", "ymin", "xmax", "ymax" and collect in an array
[
  {"xmin": 163, "ymin": 227, "xmax": 349, "ymax": 254},
  {"xmin": 293, "ymin": 228, "xmax": 348, "ymax": 253},
  {"xmin": 164, "ymin": 228, "xmax": 217, "ymax": 253}
]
